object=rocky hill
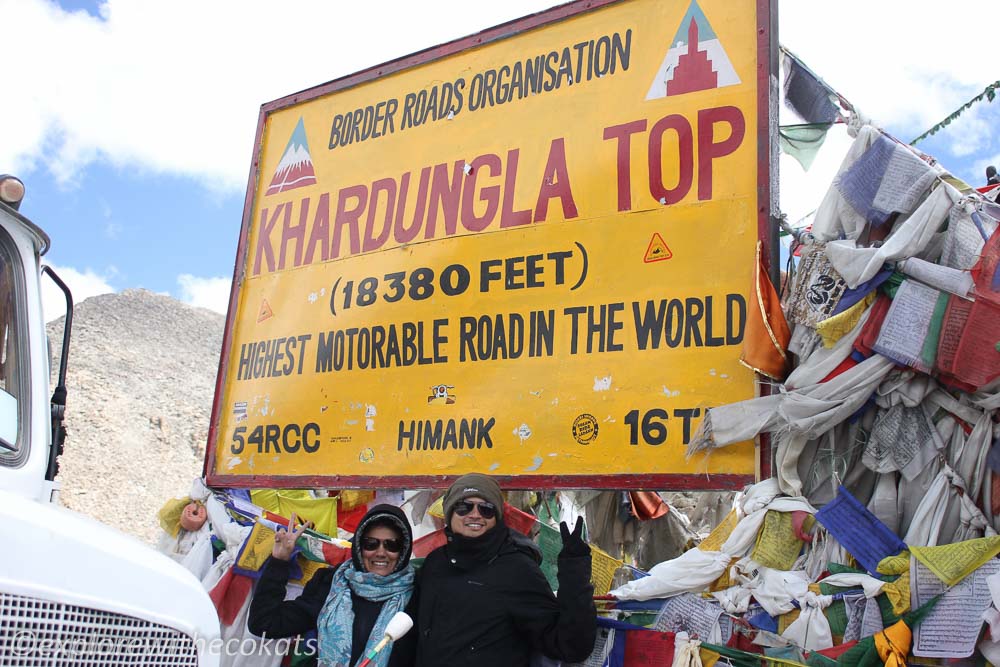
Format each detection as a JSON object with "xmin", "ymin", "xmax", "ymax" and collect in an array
[{"xmin": 47, "ymin": 289, "xmax": 224, "ymax": 544}]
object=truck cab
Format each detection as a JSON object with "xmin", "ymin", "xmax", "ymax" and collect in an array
[{"xmin": 0, "ymin": 175, "xmax": 221, "ymax": 665}]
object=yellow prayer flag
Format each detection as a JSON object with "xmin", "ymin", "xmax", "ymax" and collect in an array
[
  {"xmin": 765, "ymin": 659, "xmax": 811, "ymax": 667},
  {"xmin": 816, "ymin": 292, "xmax": 876, "ymax": 348},
  {"xmin": 877, "ymin": 551, "xmax": 910, "ymax": 575},
  {"xmin": 339, "ymin": 490, "xmax": 376, "ymax": 511},
  {"xmin": 777, "ymin": 608, "xmax": 801, "ymax": 634},
  {"xmin": 428, "ymin": 496, "xmax": 445, "ymax": 519},
  {"xmin": 708, "ymin": 558, "xmax": 739, "ymax": 592},
  {"xmin": 882, "ymin": 570, "xmax": 911, "ymax": 616},
  {"xmin": 750, "ymin": 511, "xmax": 811, "ymax": 571},
  {"xmin": 700, "ymin": 648, "xmax": 722, "ymax": 667},
  {"xmin": 875, "ymin": 620, "xmax": 912, "ymax": 667},
  {"xmin": 910, "ymin": 536, "xmax": 1000, "ymax": 586},
  {"xmin": 589, "ymin": 545, "xmax": 623, "ymax": 596},
  {"xmin": 250, "ymin": 488, "xmax": 312, "ymax": 513},
  {"xmin": 236, "ymin": 521, "xmax": 278, "ymax": 573},
  {"xmin": 158, "ymin": 496, "xmax": 191, "ymax": 538},
  {"xmin": 699, "ymin": 509, "xmax": 739, "ymax": 552},
  {"xmin": 248, "ymin": 489, "xmax": 338, "ymax": 537},
  {"xmin": 278, "ymin": 494, "xmax": 339, "ymax": 538},
  {"xmin": 290, "ymin": 556, "xmax": 328, "ymax": 586}
]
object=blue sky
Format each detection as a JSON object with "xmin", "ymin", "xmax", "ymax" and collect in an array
[{"xmin": 4, "ymin": 0, "xmax": 998, "ymax": 321}]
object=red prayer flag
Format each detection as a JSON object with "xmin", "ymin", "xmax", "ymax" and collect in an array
[
  {"xmin": 820, "ymin": 356, "xmax": 859, "ymax": 383},
  {"xmin": 412, "ymin": 529, "xmax": 448, "ymax": 558},
  {"xmin": 208, "ymin": 567, "xmax": 254, "ymax": 626},
  {"xmin": 503, "ymin": 503, "xmax": 537, "ymax": 536},
  {"xmin": 813, "ymin": 639, "xmax": 858, "ymax": 659},
  {"xmin": 624, "ymin": 629, "xmax": 675, "ymax": 665},
  {"xmin": 853, "ymin": 294, "xmax": 892, "ymax": 357},
  {"xmin": 322, "ymin": 542, "xmax": 350, "ymax": 566},
  {"xmin": 338, "ymin": 504, "xmax": 368, "ymax": 533}
]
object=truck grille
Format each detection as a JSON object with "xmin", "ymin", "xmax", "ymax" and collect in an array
[{"xmin": 0, "ymin": 592, "xmax": 199, "ymax": 666}]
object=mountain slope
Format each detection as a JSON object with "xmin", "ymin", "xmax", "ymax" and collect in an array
[{"xmin": 46, "ymin": 289, "xmax": 224, "ymax": 544}]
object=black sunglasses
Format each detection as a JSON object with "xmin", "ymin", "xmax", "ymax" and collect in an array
[
  {"xmin": 453, "ymin": 500, "xmax": 498, "ymax": 519},
  {"xmin": 359, "ymin": 537, "xmax": 403, "ymax": 553}
]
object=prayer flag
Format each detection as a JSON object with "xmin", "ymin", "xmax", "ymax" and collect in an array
[
  {"xmin": 248, "ymin": 489, "xmax": 339, "ymax": 537},
  {"xmin": 780, "ymin": 124, "xmax": 831, "ymax": 171},
  {"xmin": 741, "ymin": 242, "xmax": 791, "ymax": 380},
  {"xmin": 910, "ymin": 536, "xmax": 1000, "ymax": 587},
  {"xmin": 298, "ymin": 531, "xmax": 351, "ymax": 566},
  {"xmin": 234, "ymin": 521, "xmax": 279, "ymax": 577},
  {"xmin": 208, "ymin": 567, "xmax": 254, "ymax": 626},
  {"xmin": 836, "ymin": 135, "xmax": 937, "ymax": 227},
  {"xmin": 783, "ymin": 55, "xmax": 841, "ymax": 124},
  {"xmin": 629, "ymin": 491, "xmax": 670, "ymax": 520},
  {"xmin": 624, "ymin": 629, "xmax": 675, "ymax": 665},
  {"xmin": 816, "ymin": 293, "xmax": 875, "ymax": 349},
  {"xmin": 699, "ymin": 509, "xmax": 739, "ymax": 552},
  {"xmin": 815, "ymin": 486, "xmax": 906, "ymax": 574},
  {"xmin": 591, "ymin": 544, "xmax": 625, "ymax": 596},
  {"xmin": 338, "ymin": 503, "xmax": 369, "ymax": 533},
  {"xmin": 505, "ymin": 503, "xmax": 538, "ymax": 536},
  {"xmin": 412, "ymin": 529, "xmax": 447, "ymax": 558}
]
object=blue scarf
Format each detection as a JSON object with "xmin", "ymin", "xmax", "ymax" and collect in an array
[{"xmin": 316, "ymin": 561, "xmax": 415, "ymax": 667}]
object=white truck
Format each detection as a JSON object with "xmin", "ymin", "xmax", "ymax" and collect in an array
[{"xmin": 0, "ymin": 174, "xmax": 221, "ymax": 666}]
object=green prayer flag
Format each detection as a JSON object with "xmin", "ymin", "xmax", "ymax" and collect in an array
[
  {"xmin": 780, "ymin": 123, "xmax": 832, "ymax": 171},
  {"xmin": 537, "ymin": 522, "xmax": 562, "ymax": 591}
]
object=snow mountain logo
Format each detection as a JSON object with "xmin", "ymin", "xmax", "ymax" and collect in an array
[
  {"xmin": 646, "ymin": 0, "xmax": 740, "ymax": 99},
  {"xmin": 265, "ymin": 117, "xmax": 318, "ymax": 196}
]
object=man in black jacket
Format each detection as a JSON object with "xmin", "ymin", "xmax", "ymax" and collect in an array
[{"xmin": 415, "ymin": 473, "xmax": 596, "ymax": 667}]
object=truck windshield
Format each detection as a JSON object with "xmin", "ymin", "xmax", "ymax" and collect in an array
[{"xmin": 0, "ymin": 228, "xmax": 24, "ymax": 459}]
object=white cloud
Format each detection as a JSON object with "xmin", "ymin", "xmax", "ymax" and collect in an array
[
  {"xmin": 4, "ymin": 0, "xmax": 998, "ymax": 249},
  {"xmin": 177, "ymin": 274, "xmax": 230, "ymax": 315},
  {"xmin": 3, "ymin": 0, "xmax": 996, "ymax": 196},
  {"xmin": 40, "ymin": 263, "xmax": 116, "ymax": 323},
  {"xmin": 1, "ymin": 0, "xmax": 578, "ymax": 193},
  {"xmin": 780, "ymin": 3, "xmax": 1000, "ymax": 137}
]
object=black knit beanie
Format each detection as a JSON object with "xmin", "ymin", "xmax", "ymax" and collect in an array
[{"xmin": 443, "ymin": 473, "xmax": 504, "ymax": 522}]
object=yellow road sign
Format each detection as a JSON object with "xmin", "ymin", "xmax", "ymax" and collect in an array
[{"xmin": 207, "ymin": 0, "xmax": 775, "ymax": 489}]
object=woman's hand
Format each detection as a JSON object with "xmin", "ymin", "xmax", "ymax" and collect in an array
[{"xmin": 272, "ymin": 512, "xmax": 311, "ymax": 561}]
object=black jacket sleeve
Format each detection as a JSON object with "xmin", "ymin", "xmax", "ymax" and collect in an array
[
  {"xmin": 509, "ymin": 551, "xmax": 597, "ymax": 662},
  {"xmin": 247, "ymin": 557, "xmax": 334, "ymax": 639}
]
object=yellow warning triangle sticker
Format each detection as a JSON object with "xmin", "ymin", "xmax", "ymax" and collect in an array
[
  {"xmin": 257, "ymin": 299, "xmax": 274, "ymax": 323},
  {"xmin": 644, "ymin": 233, "xmax": 673, "ymax": 263}
]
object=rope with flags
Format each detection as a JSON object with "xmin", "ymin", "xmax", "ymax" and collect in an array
[{"xmin": 910, "ymin": 80, "xmax": 1000, "ymax": 145}]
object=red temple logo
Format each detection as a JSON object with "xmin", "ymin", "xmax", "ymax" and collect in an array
[{"xmin": 647, "ymin": 0, "xmax": 740, "ymax": 100}]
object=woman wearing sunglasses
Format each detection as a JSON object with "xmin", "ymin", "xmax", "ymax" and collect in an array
[
  {"xmin": 415, "ymin": 473, "xmax": 596, "ymax": 667},
  {"xmin": 249, "ymin": 504, "xmax": 418, "ymax": 667}
]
